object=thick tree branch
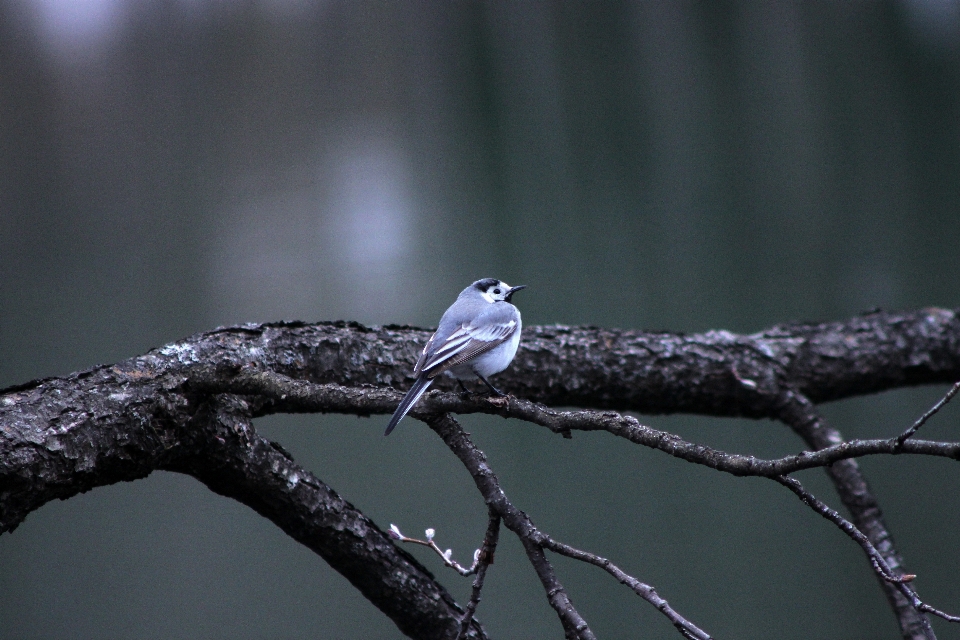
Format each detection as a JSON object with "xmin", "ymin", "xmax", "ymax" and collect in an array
[
  {"xmin": 3, "ymin": 308, "xmax": 960, "ymax": 638},
  {"xmin": 0, "ymin": 362, "xmax": 485, "ymax": 640},
  {"xmin": 7, "ymin": 306, "xmax": 955, "ymax": 417}
]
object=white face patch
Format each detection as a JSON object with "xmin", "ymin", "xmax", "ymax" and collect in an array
[{"xmin": 480, "ymin": 281, "xmax": 510, "ymax": 303}]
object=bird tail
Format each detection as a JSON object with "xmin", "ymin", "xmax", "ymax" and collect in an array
[{"xmin": 384, "ymin": 376, "xmax": 434, "ymax": 436}]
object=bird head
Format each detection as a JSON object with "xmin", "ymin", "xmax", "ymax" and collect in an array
[{"xmin": 473, "ymin": 278, "xmax": 526, "ymax": 303}]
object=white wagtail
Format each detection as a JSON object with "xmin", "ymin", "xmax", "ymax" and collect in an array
[{"xmin": 384, "ymin": 278, "xmax": 526, "ymax": 435}]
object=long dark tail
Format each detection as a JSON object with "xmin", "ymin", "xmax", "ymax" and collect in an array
[{"xmin": 384, "ymin": 375, "xmax": 434, "ymax": 436}]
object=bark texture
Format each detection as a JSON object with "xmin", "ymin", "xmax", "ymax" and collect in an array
[{"xmin": 2, "ymin": 308, "xmax": 959, "ymax": 638}]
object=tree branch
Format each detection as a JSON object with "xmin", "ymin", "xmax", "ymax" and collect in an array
[
  {"xmin": 895, "ymin": 380, "xmax": 960, "ymax": 449},
  {"xmin": 0, "ymin": 363, "xmax": 486, "ymax": 639},
  {"xmin": 425, "ymin": 413, "xmax": 598, "ymax": 640},
  {"xmin": 775, "ymin": 474, "xmax": 960, "ymax": 626},
  {"xmin": 3, "ymin": 309, "xmax": 960, "ymax": 638},
  {"xmin": 196, "ymin": 367, "xmax": 960, "ymax": 476},
  {"xmin": 426, "ymin": 412, "xmax": 712, "ymax": 640},
  {"xmin": 212, "ymin": 364, "xmax": 960, "ymax": 635},
  {"xmin": 457, "ymin": 511, "xmax": 501, "ymax": 640},
  {"xmin": 773, "ymin": 392, "xmax": 937, "ymax": 639}
]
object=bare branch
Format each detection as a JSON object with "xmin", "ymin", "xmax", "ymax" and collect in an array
[
  {"xmin": 775, "ymin": 393, "xmax": 937, "ymax": 640},
  {"xmin": 169, "ymin": 397, "xmax": 491, "ymax": 640},
  {"xmin": 203, "ymin": 367, "xmax": 960, "ymax": 476},
  {"xmin": 0, "ymin": 370, "xmax": 486, "ymax": 639},
  {"xmin": 775, "ymin": 475, "xmax": 960, "ymax": 624},
  {"xmin": 895, "ymin": 380, "xmax": 960, "ymax": 449},
  {"xmin": 195, "ymin": 364, "xmax": 960, "ymax": 637},
  {"xmin": 195, "ymin": 362, "xmax": 960, "ymax": 638},
  {"xmin": 4, "ymin": 310, "xmax": 960, "ymax": 637},
  {"xmin": 774, "ymin": 475, "xmax": 915, "ymax": 584},
  {"xmin": 457, "ymin": 511, "xmax": 501, "ymax": 640},
  {"xmin": 426, "ymin": 412, "xmax": 707, "ymax": 640},
  {"xmin": 541, "ymin": 538, "xmax": 712, "ymax": 640},
  {"xmin": 425, "ymin": 413, "xmax": 597, "ymax": 640},
  {"xmin": 389, "ymin": 524, "xmax": 483, "ymax": 577}
]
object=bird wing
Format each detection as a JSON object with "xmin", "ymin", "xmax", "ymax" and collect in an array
[{"xmin": 415, "ymin": 315, "xmax": 518, "ymax": 378}]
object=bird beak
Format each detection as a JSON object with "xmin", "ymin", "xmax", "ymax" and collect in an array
[{"xmin": 505, "ymin": 284, "xmax": 526, "ymax": 301}]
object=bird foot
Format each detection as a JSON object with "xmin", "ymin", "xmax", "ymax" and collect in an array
[{"xmin": 486, "ymin": 395, "xmax": 510, "ymax": 408}]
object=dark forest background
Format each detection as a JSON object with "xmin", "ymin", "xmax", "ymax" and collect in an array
[{"xmin": 2, "ymin": 1, "xmax": 960, "ymax": 638}]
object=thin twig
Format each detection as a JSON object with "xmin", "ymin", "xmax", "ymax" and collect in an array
[
  {"xmin": 895, "ymin": 380, "xmax": 960, "ymax": 450},
  {"xmin": 775, "ymin": 475, "xmax": 960, "ymax": 623},
  {"xmin": 426, "ymin": 412, "xmax": 597, "ymax": 640},
  {"xmin": 774, "ymin": 475, "xmax": 914, "ymax": 583},
  {"xmin": 386, "ymin": 514, "xmax": 501, "ymax": 639},
  {"xmin": 457, "ymin": 511, "xmax": 501, "ymax": 640},
  {"xmin": 426, "ymin": 412, "xmax": 710, "ymax": 640},
  {"xmin": 204, "ymin": 369, "xmax": 960, "ymax": 476},
  {"xmin": 387, "ymin": 524, "xmax": 483, "ymax": 576},
  {"xmin": 542, "ymin": 538, "xmax": 712, "ymax": 640}
]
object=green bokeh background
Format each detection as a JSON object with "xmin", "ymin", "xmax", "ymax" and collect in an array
[{"xmin": 2, "ymin": 2, "xmax": 959, "ymax": 638}]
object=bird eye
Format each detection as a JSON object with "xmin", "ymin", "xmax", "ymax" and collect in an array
[{"xmin": 493, "ymin": 288, "xmax": 501, "ymax": 295}]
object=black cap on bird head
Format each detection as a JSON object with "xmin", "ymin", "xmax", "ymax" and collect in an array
[{"xmin": 472, "ymin": 278, "xmax": 526, "ymax": 303}]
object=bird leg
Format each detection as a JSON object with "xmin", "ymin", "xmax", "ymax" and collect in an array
[
  {"xmin": 475, "ymin": 374, "xmax": 506, "ymax": 397},
  {"xmin": 457, "ymin": 379, "xmax": 474, "ymax": 399}
]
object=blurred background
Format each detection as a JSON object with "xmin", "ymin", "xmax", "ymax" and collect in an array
[{"xmin": 2, "ymin": 1, "xmax": 960, "ymax": 638}]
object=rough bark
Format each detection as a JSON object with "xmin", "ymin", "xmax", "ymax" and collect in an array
[{"xmin": 2, "ymin": 308, "xmax": 959, "ymax": 638}]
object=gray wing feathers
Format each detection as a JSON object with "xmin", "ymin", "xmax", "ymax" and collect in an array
[
  {"xmin": 429, "ymin": 321, "xmax": 516, "ymax": 372},
  {"xmin": 416, "ymin": 303, "xmax": 519, "ymax": 378}
]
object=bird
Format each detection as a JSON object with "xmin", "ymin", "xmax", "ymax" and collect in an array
[{"xmin": 384, "ymin": 278, "xmax": 526, "ymax": 435}]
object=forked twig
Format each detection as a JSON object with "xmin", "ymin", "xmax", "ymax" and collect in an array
[
  {"xmin": 200, "ymin": 366, "xmax": 960, "ymax": 634},
  {"xmin": 388, "ymin": 524, "xmax": 483, "ymax": 577},
  {"xmin": 427, "ymin": 412, "xmax": 711, "ymax": 640},
  {"xmin": 542, "ymin": 538, "xmax": 712, "ymax": 640},
  {"xmin": 895, "ymin": 380, "xmax": 960, "ymax": 450},
  {"xmin": 387, "ymin": 512, "xmax": 501, "ymax": 639},
  {"xmin": 457, "ymin": 511, "xmax": 501, "ymax": 640},
  {"xmin": 775, "ymin": 475, "xmax": 960, "ymax": 623}
]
